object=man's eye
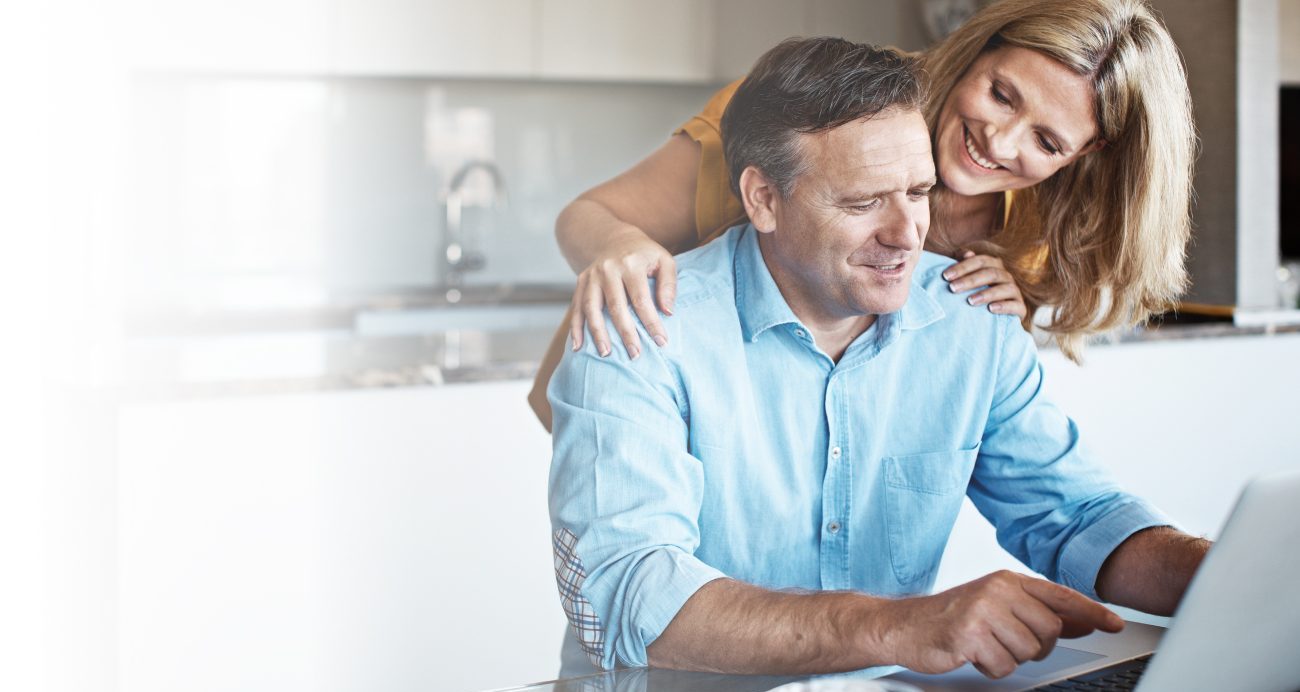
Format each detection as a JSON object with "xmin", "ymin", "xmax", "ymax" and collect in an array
[
  {"xmin": 909, "ymin": 188, "xmax": 933, "ymax": 199},
  {"xmin": 848, "ymin": 200, "xmax": 880, "ymax": 213}
]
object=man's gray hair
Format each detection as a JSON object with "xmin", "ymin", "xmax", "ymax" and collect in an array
[{"xmin": 721, "ymin": 37, "xmax": 926, "ymax": 198}]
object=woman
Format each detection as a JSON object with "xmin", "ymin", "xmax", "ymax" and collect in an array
[{"xmin": 529, "ymin": 0, "xmax": 1195, "ymax": 430}]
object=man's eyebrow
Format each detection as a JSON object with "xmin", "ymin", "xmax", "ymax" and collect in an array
[
  {"xmin": 994, "ymin": 73, "xmax": 1082, "ymax": 153},
  {"xmin": 833, "ymin": 177, "xmax": 937, "ymax": 203}
]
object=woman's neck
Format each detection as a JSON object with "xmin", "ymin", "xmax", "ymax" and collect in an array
[{"xmin": 930, "ymin": 191, "xmax": 1003, "ymax": 253}]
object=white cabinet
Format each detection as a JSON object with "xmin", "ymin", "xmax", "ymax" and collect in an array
[
  {"xmin": 124, "ymin": 0, "xmax": 332, "ymax": 74},
  {"xmin": 712, "ymin": 0, "xmax": 807, "ymax": 82},
  {"xmin": 116, "ymin": 381, "xmax": 567, "ymax": 692},
  {"xmin": 537, "ymin": 0, "xmax": 715, "ymax": 82},
  {"xmin": 330, "ymin": 0, "xmax": 535, "ymax": 77},
  {"xmin": 712, "ymin": 0, "xmax": 928, "ymax": 82}
]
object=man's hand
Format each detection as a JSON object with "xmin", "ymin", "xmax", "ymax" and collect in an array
[{"xmin": 875, "ymin": 571, "xmax": 1125, "ymax": 679}]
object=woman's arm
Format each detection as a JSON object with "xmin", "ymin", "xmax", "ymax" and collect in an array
[{"xmin": 556, "ymin": 132, "xmax": 703, "ymax": 356}]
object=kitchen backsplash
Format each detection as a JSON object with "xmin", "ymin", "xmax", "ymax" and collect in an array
[{"xmin": 127, "ymin": 76, "xmax": 721, "ymax": 312}]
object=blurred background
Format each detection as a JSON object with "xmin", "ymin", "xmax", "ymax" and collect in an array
[{"xmin": 2, "ymin": 1, "xmax": 1298, "ymax": 691}]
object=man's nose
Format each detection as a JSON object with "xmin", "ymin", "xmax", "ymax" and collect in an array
[{"xmin": 875, "ymin": 200, "xmax": 922, "ymax": 251}]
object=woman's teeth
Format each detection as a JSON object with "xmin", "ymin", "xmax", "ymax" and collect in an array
[{"xmin": 964, "ymin": 128, "xmax": 1001, "ymax": 170}]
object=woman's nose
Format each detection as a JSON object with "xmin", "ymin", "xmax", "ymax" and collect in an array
[{"xmin": 983, "ymin": 120, "xmax": 1023, "ymax": 162}]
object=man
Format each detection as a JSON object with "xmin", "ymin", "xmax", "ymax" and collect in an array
[{"xmin": 547, "ymin": 38, "xmax": 1208, "ymax": 678}]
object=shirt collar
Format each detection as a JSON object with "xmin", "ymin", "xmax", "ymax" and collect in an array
[{"xmin": 733, "ymin": 224, "xmax": 945, "ymax": 344}]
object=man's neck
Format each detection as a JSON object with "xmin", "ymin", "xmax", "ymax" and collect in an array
[{"xmin": 756, "ymin": 232, "xmax": 877, "ymax": 363}]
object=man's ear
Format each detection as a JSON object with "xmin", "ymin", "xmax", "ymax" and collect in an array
[{"xmin": 738, "ymin": 166, "xmax": 780, "ymax": 233}]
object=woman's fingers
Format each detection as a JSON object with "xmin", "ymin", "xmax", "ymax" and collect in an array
[
  {"xmin": 581, "ymin": 279, "xmax": 614, "ymax": 357},
  {"xmin": 570, "ymin": 249, "xmax": 680, "ymax": 359},
  {"xmin": 601, "ymin": 274, "xmax": 642, "ymax": 359},
  {"xmin": 626, "ymin": 276, "xmax": 667, "ymax": 349},
  {"xmin": 948, "ymin": 266, "xmax": 1011, "ymax": 293},
  {"xmin": 655, "ymin": 255, "xmax": 678, "ymax": 317},
  {"xmin": 968, "ymin": 284, "xmax": 1028, "ymax": 317},
  {"xmin": 569, "ymin": 280, "xmax": 586, "ymax": 351}
]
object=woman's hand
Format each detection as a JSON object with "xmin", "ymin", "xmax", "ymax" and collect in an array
[
  {"xmin": 570, "ymin": 233, "xmax": 678, "ymax": 359},
  {"xmin": 943, "ymin": 251, "xmax": 1027, "ymax": 318}
]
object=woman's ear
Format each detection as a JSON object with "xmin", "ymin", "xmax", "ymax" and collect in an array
[{"xmin": 738, "ymin": 166, "xmax": 781, "ymax": 233}]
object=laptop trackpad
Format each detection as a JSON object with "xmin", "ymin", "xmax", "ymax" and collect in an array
[
  {"xmin": 1011, "ymin": 646, "xmax": 1105, "ymax": 678},
  {"xmin": 888, "ymin": 646, "xmax": 1106, "ymax": 690}
]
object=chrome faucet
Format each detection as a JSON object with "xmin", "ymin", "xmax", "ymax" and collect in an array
[{"xmin": 443, "ymin": 160, "xmax": 507, "ymax": 296}]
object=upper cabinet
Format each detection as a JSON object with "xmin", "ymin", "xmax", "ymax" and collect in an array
[
  {"xmin": 331, "ymin": 0, "xmax": 535, "ymax": 77},
  {"xmin": 713, "ymin": 0, "xmax": 927, "ymax": 82},
  {"xmin": 536, "ymin": 0, "xmax": 715, "ymax": 83},
  {"xmin": 124, "ymin": 0, "xmax": 922, "ymax": 82},
  {"xmin": 124, "ymin": 0, "xmax": 332, "ymax": 74}
]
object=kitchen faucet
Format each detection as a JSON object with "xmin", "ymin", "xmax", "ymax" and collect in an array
[{"xmin": 443, "ymin": 160, "xmax": 507, "ymax": 299}]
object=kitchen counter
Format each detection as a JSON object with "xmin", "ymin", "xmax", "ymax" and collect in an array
[{"xmin": 119, "ymin": 304, "xmax": 1300, "ymax": 400}]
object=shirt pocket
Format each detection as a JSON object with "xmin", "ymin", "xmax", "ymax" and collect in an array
[{"xmin": 882, "ymin": 446, "xmax": 979, "ymax": 587}]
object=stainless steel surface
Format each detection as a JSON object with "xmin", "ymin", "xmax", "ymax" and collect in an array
[{"xmin": 444, "ymin": 160, "xmax": 507, "ymax": 291}]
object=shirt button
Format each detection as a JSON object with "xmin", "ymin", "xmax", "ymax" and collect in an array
[
  {"xmin": 830, "ymin": 446, "xmax": 841, "ymax": 459},
  {"xmin": 794, "ymin": 329, "xmax": 805, "ymax": 338},
  {"xmin": 827, "ymin": 521, "xmax": 841, "ymax": 534}
]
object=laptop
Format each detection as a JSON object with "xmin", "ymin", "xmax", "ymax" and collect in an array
[{"xmin": 883, "ymin": 469, "xmax": 1300, "ymax": 692}]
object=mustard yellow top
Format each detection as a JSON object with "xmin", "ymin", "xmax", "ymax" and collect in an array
[{"xmin": 675, "ymin": 78, "xmax": 748, "ymax": 243}]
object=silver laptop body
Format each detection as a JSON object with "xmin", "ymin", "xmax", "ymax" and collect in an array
[{"xmin": 885, "ymin": 469, "xmax": 1300, "ymax": 692}]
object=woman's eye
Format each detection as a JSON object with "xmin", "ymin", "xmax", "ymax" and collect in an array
[
  {"xmin": 990, "ymin": 84, "xmax": 1011, "ymax": 105},
  {"xmin": 1037, "ymin": 135, "xmax": 1061, "ymax": 155}
]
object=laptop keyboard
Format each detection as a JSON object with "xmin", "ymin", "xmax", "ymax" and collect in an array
[{"xmin": 1031, "ymin": 653, "xmax": 1151, "ymax": 691}]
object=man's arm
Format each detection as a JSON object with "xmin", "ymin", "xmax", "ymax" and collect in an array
[
  {"xmin": 967, "ymin": 316, "xmax": 1180, "ymax": 604},
  {"xmin": 1095, "ymin": 526, "xmax": 1211, "ymax": 616},
  {"xmin": 649, "ymin": 571, "xmax": 1125, "ymax": 678}
]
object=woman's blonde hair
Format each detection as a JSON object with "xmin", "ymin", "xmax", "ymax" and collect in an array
[{"xmin": 920, "ymin": 0, "xmax": 1196, "ymax": 360}]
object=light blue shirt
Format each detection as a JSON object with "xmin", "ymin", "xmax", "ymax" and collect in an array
[{"xmin": 547, "ymin": 224, "xmax": 1169, "ymax": 670}]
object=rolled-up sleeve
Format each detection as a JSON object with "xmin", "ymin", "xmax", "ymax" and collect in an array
[
  {"xmin": 967, "ymin": 317, "xmax": 1173, "ymax": 601},
  {"xmin": 547, "ymin": 324, "xmax": 726, "ymax": 669}
]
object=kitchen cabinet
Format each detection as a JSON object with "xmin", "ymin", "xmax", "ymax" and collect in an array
[
  {"xmin": 116, "ymin": 381, "xmax": 566, "ymax": 692},
  {"xmin": 124, "ymin": 0, "xmax": 332, "ymax": 74},
  {"xmin": 712, "ymin": 0, "xmax": 928, "ymax": 82},
  {"xmin": 330, "ymin": 0, "xmax": 535, "ymax": 77},
  {"xmin": 536, "ymin": 0, "xmax": 715, "ymax": 82}
]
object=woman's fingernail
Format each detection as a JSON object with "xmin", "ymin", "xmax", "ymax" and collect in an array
[
  {"xmin": 942, "ymin": 271, "xmax": 952, "ymax": 280},
  {"xmin": 628, "ymin": 347, "xmax": 640, "ymax": 359},
  {"xmin": 988, "ymin": 303, "xmax": 1001, "ymax": 313},
  {"xmin": 599, "ymin": 345, "xmax": 610, "ymax": 357},
  {"xmin": 949, "ymin": 283, "xmax": 961, "ymax": 293},
  {"xmin": 653, "ymin": 335, "xmax": 667, "ymax": 347},
  {"xmin": 967, "ymin": 295, "xmax": 981, "ymax": 305}
]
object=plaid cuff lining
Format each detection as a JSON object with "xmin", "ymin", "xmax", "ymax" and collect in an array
[{"xmin": 553, "ymin": 528, "xmax": 606, "ymax": 667}]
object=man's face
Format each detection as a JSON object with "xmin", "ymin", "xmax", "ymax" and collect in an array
[{"xmin": 756, "ymin": 108, "xmax": 936, "ymax": 323}]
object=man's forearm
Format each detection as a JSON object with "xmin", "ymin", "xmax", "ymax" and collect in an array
[
  {"xmin": 646, "ymin": 578, "xmax": 893, "ymax": 674},
  {"xmin": 1095, "ymin": 526, "xmax": 1211, "ymax": 616}
]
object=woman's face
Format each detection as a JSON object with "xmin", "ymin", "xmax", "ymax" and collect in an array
[{"xmin": 934, "ymin": 45, "xmax": 1104, "ymax": 197}]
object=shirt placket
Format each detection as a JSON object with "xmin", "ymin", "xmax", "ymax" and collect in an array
[{"xmin": 819, "ymin": 370, "xmax": 852, "ymax": 590}]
